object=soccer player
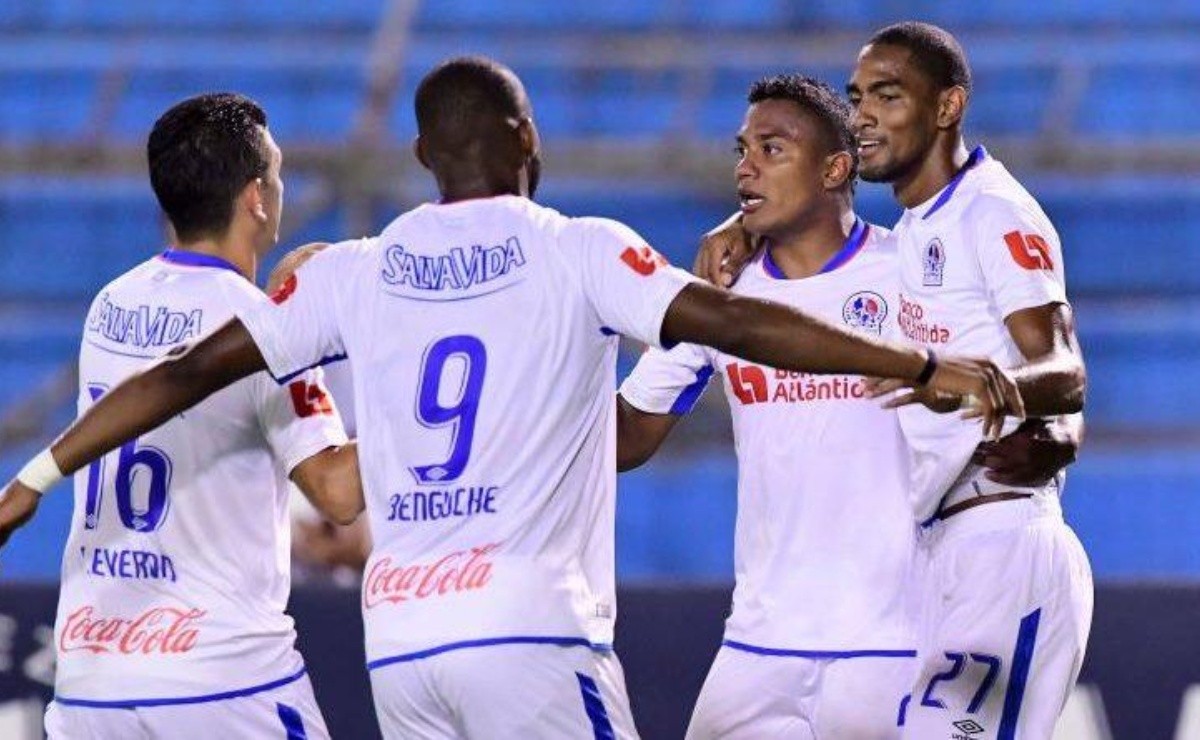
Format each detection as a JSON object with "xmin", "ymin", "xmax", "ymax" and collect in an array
[
  {"xmin": 23, "ymin": 93, "xmax": 360, "ymax": 739},
  {"xmin": 696, "ymin": 24, "xmax": 1091, "ymax": 739},
  {"xmin": 619, "ymin": 74, "xmax": 920, "ymax": 739},
  {"xmin": 847, "ymin": 23, "xmax": 1092, "ymax": 738},
  {"xmin": 0, "ymin": 58, "xmax": 1020, "ymax": 739}
]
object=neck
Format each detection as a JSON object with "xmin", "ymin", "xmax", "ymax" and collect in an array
[
  {"xmin": 893, "ymin": 135, "xmax": 970, "ymax": 209},
  {"xmin": 436, "ymin": 167, "xmax": 523, "ymax": 204},
  {"xmin": 767, "ymin": 202, "xmax": 858, "ymax": 279},
  {"xmin": 173, "ymin": 237, "xmax": 257, "ymax": 282}
]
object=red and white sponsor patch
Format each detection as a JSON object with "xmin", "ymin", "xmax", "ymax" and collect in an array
[
  {"xmin": 619, "ymin": 246, "xmax": 669, "ymax": 276},
  {"xmin": 59, "ymin": 605, "xmax": 206, "ymax": 655},
  {"xmin": 363, "ymin": 543, "xmax": 499, "ymax": 609},
  {"xmin": 270, "ymin": 274, "xmax": 298, "ymax": 304},
  {"xmin": 1004, "ymin": 231, "xmax": 1054, "ymax": 271}
]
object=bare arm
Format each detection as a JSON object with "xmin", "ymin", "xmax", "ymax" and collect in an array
[
  {"xmin": 56, "ymin": 319, "xmax": 266, "ymax": 475},
  {"xmin": 1005, "ymin": 302, "xmax": 1086, "ymax": 417},
  {"xmin": 616, "ymin": 395, "xmax": 681, "ymax": 472},
  {"xmin": 659, "ymin": 282, "xmax": 1022, "ymax": 436},
  {"xmin": 289, "ymin": 442, "xmax": 363, "ymax": 525}
]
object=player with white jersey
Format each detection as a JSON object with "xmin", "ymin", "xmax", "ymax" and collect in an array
[
  {"xmin": 619, "ymin": 76, "xmax": 918, "ymax": 739},
  {"xmin": 26, "ymin": 94, "xmax": 360, "ymax": 739},
  {"xmin": 848, "ymin": 23, "xmax": 1092, "ymax": 738},
  {"xmin": 0, "ymin": 58, "xmax": 1023, "ymax": 740}
]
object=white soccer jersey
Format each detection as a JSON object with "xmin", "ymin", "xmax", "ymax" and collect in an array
[
  {"xmin": 620, "ymin": 221, "xmax": 918, "ymax": 654},
  {"xmin": 55, "ymin": 250, "xmax": 347, "ymax": 705},
  {"xmin": 892, "ymin": 147, "xmax": 1070, "ymax": 521},
  {"xmin": 238, "ymin": 194, "xmax": 697, "ymax": 669}
]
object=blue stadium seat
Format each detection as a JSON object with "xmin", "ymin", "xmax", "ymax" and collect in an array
[
  {"xmin": 24, "ymin": 0, "xmax": 385, "ymax": 31},
  {"xmin": 1080, "ymin": 64, "xmax": 1200, "ymax": 136}
]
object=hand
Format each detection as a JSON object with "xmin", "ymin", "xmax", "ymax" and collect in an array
[
  {"xmin": 0, "ymin": 480, "xmax": 41, "ymax": 549},
  {"xmin": 973, "ymin": 418, "xmax": 1079, "ymax": 486},
  {"xmin": 864, "ymin": 376, "xmax": 963, "ymax": 413},
  {"xmin": 925, "ymin": 356, "xmax": 1025, "ymax": 440},
  {"xmin": 266, "ymin": 242, "xmax": 330, "ymax": 295},
  {"xmin": 692, "ymin": 213, "xmax": 760, "ymax": 288}
]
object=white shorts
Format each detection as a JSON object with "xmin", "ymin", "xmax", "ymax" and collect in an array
[
  {"xmin": 44, "ymin": 670, "xmax": 330, "ymax": 740},
  {"xmin": 369, "ymin": 641, "xmax": 639, "ymax": 739},
  {"xmin": 686, "ymin": 644, "xmax": 916, "ymax": 739},
  {"xmin": 903, "ymin": 496, "xmax": 1093, "ymax": 739}
]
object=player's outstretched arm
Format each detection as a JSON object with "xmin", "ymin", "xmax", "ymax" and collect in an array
[
  {"xmin": 661, "ymin": 283, "xmax": 1024, "ymax": 438},
  {"xmin": 290, "ymin": 442, "xmax": 364, "ymax": 525},
  {"xmin": 616, "ymin": 395, "xmax": 680, "ymax": 472},
  {"xmin": 1005, "ymin": 302, "xmax": 1086, "ymax": 417},
  {"xmin": 0, "ymin": 318, "xmax": 267, "ymax": 550}
]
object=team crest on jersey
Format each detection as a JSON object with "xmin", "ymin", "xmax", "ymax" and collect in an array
[
  {"xmin": 923, "ymin": 238, "xmax": 946, "ymax": 286},
  {"xmin": 842, "ymin": 291, "xmax": 888, "ymax": 335}
]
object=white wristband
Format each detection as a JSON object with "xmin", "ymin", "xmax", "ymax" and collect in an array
[{"xmin": 16, "ymin": 449, "xmax": 64, "ymax": 494}]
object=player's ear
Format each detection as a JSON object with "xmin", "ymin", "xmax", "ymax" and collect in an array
[
  {"xmin": 823, "ymin": 150, "xmax": 855, "ymax": 192},
  {"xmin": 936, "ymin": 86, "xmax": 967, "ymax": 130},
  {"xmin": 412, "ymin": 136, "xmax": 431, "ymax": 171},
  {"xmin": 515, "ymin": 115, "xmax": 538, "ymax": 161},
  {"xmin": 242, "ymin": 177, "xmax": 268, "ymax": 224}
]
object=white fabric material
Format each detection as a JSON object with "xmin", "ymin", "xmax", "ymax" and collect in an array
[
  {"xmin": 238, "ymin": 195, "xmax": 697, "ymax": 666},
  {"xmin": 903, "ymin": 497, "xmax": 1093, "ymax": 739},
  {"xmin": 892, "ymin": 152, "xmax": 1070, "ymax": 520},
  {"xmin": 56, "ymin": 254, "xmax": 347, "ymax": 703},
  {"xmin": 620, "ymin": 225, "xmax": 920, "ymax": 653},
  {"xmin": 370, "ymin": 643, "xmax": 638, "ymax": 739},
  {"xmin": 687, "ymin": 645, "xmax": 915, "ymax": 739},
  {"xmin": 45, "ymin": 671, "xmax": 330, "ymax": 739}
]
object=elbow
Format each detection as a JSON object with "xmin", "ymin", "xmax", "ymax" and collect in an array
[{"xmin": 317, "ymin": 491, "xmax": 363, "ymax": 526}]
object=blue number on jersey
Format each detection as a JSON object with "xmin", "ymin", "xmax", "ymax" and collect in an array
[
  {"xmin": 410, "ymin": 335, "xmax": 487, "ymax": 484},
  {"xmin": 83, "ymin": 384, "xmax": 174, "ymax": 531}
]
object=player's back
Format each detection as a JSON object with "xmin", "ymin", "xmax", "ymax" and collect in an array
[
  {"xmin": 58, "ymin": 251, "xmax": 336, "ymax": 704},
  {"xmin": 244, "ymin": 194, "xmax": 694, "ymax": 668}
]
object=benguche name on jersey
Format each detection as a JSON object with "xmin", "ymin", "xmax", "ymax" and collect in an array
[
  {"xmin": 83, "ymin": 546, "xmax": 178, "ymax": 582},
  {"xmin": 386, "ymin": 486, "xmax": 499, "ymax": 522},
  {"xmin": 380, "ymin": 237, "xmax": 527, "ymax": 292},
  {"xmin": 86, "ymin": 292, "xmax": 203, "ymax": 348}
]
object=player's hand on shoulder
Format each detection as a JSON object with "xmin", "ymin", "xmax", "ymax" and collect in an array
[
  {"xmin": 693, "ymin": 212, "xmax": 759, "ymax": 288},
  {"xmin": 267, "ymin": 242, "xmax": 331, "ymax": 295},
  {"xmin": 925, "ymin": 355, "xmax": 1025, "ymax": 439},
  {"xmin": 0, "ymin": 479, "xmax": 41, "ymax": 549}
]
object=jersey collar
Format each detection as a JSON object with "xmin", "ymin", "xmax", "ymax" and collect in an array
[
  {"xmin": 921, "ymin": 145, "xmax": 988, "ymax": 220},
  {"xmin": 762, "ymin": 217, "xmax": 870, "ymax": 280},
  {"xmin": 158, "ymin": 248, "xmax": 242, "ymax": 276}
]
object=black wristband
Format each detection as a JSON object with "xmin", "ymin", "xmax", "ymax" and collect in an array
[{"xmin": 915, "ymin": 349, "xmax": 937, "ymax": 386}]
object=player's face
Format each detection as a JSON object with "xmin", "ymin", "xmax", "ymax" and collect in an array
[
  {"xmin": 847, "ymin": 43, "xmax": 941, "ymax": 184},
  {"xmin": 259, "ymin": 127, "xmax": 284, "ymax": 248},
  {"xmin": 734, "ymin": 99, "xmax": 830, "ymax": 240}
]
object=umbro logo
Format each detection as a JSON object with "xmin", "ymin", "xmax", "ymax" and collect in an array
[{"xmin": 951, "ymin": 718, "xmax": 985, "ymax": 737}]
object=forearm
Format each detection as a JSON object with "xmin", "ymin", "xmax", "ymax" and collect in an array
[
  {"xmin": 52, "ymin": 319, "xmax": 264, "ymax": 474},
  {"xmin": 663, "ymin": 284, "xmax": 928, "ymax": 381},
  {"xmin": 1011, "ymin": 356, "xmax": 1086, "ymax": 417}
]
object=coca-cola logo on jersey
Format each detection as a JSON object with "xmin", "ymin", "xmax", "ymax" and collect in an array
[
  {"xmin": 363, "ymin": 543, "xmax": 499, "ymax": 609},
  {"xmin": 59, "ymin": 605, "xmax": 206, "ymax": 655}
]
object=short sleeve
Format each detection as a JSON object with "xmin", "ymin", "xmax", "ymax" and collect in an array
[
  {"xmin": 253, "ymin": 366, "xmax": 349, "ymax": 475},
  {"xmin": 971, "ymin": 196, "xmax": 1069, "ymax": 319},
  {"xmin": 572, "ymin": 218, "xmax": 699, "ymax": 348},
  {"xmin": 619, "ymin": 343, "xmax": 714, "ymax": 416},
  {"xmin": 238, "ymin": 242, "xmax": 355, "ymax": 384}
]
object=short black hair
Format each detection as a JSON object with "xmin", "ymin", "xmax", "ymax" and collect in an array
[
  {"xmin": 869, "ymin": 22, "xmax": 972, "ymax": 96},
  {"xmin": 748, "ymin": 74, "xmax": 858, "ymax": 184},
  {"xmin": 146, "ymin": 92, "xmax": 269, "ymax": 242},
  {"xmin": 415, "ymin": 56, "xmax": 525, "ymax": 153}
]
